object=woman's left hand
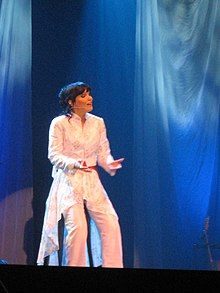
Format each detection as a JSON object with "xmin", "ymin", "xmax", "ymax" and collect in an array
[{"xmin": 108, "ymin": 158, "xmax": 124, "ymax": 170}]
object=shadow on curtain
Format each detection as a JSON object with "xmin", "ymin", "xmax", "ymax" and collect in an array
[
  {"xmin": 0, "ymin": 0, "xmax": 33, "ymax": 264},
  {"xmin": 134, "ymin": 0, "xmax": 220, "ymax": 269}
]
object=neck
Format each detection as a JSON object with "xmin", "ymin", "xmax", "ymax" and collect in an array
[{"xmin": 73, "ymin": 110, "xmax": 86, "ymax": 123}]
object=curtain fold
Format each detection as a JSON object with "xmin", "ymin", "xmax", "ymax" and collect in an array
[
  {"xmin": 0, "ymin": 0, "xmax": 32, "ymax": 264},
  {"xmin": 134, "ymin": 0, "xmax": 220, "ymax": 269}
]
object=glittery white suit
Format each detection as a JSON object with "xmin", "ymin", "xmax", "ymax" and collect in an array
[{"xmin": 37, "ymin": 113, "xmax": 123, "ymax": 267}]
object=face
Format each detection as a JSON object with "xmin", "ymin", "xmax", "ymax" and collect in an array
[{"xmin": 71, "ymin": 90, "xmax": 93, "ymax": 114}]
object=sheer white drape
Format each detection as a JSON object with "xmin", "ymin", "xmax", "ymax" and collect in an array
[
  {"xmin": 134, "ymin": 0, "xmax": 220, "ymax": 269},
  {"xmin": 0, "ymin": 0, "xmax": 32, "ymax": 264}
]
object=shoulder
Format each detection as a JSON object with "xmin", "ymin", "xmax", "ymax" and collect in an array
[
  {"xmin": 87, "ymin": 113, "xmax": 108, "ymax": 133},
  {"xmin": 50, "ymin": 115, "xmax": 69, "ymax": 127},
  {"xmin": 86, "ymin": 113, "xmax": 104, "ymax": 123}
]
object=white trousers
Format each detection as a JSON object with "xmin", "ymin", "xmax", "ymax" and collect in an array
[{"xmin": 63, "ymin": 203, "xmax": 123, "ymax": 268}]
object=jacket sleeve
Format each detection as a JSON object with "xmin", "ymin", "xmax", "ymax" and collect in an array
[
  {"xmin": 48, "ymin": 119, "xmax": 79, "ymax": 175},
  {"xmin": 97, "ymin": 118, "xmax": 116, "ymax": 176}
]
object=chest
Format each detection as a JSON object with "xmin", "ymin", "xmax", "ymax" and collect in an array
[{"xmin": 63, "ymin": 120, "xmax": 100, "ymax": 149}]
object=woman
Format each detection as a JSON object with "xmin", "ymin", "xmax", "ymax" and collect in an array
[{"xmin": 37, "ymin": 81, "xmax": 124, "ymax": 267}]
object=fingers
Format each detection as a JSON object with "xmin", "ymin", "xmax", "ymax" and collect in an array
[
  {"xmin": 109, "ymin": 165, "xmax": 122, "ymax": 170},
  {"xmin": 113, "ymin": 158, "xmax": 124, "ymax": 164},
  {"xmin": 108, "ymin": 158, "xmax": 124, "ymax": 170}
]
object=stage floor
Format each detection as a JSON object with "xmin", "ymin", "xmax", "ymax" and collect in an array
[{"xmin": 0, "ymin": 265, "xmax": 220, "ymax": 292}]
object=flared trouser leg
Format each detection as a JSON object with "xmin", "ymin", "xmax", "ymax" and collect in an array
[
  {"xmin": 63, "ymin": 204, "xmax": 88, "ymax": 266},
  {"xmin": 63, "ymin": 203, "xmax": 123, "ymax": 268},
  {"xmin": 88, "ymin": 209, "xmax": 123, "ymax": 268}
]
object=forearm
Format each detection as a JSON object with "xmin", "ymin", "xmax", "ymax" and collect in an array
[{"xmin": 49, "ymin": 152, "xmax": 80, "ymax": 173}]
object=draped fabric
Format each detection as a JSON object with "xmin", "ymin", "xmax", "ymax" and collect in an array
[
  {"xmin": 134, "ymin": 0, "xmax": 220, "ymax": 269},
  {"xmin": 31, "ymin": 1, "xmax": 220, "ymax": 269},
  {"xmin": 0, "ymin": 0, "xmax": 32, "ymax": 264}
]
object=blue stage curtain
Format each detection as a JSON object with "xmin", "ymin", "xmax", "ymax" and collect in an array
[
  {"xmin": 31, "ymin": 0, "xmax": 136, "ymax": 267},
  {"xmin": 0, "ymin": 0, "xmax": 32, "ymax": 264},
  {"xmin": 134, "ymin": 0, "xmax": 220, "ymax": 269}
]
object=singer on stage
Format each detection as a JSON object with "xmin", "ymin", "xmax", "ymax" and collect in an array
[{"xmin": 37, "ymin": 81, "xmax": 124, "ymax": 267}]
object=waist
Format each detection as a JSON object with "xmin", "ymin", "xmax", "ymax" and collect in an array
[{"xmin": 88, "ymin": 165, "xmax": 97, "ymax": 171}]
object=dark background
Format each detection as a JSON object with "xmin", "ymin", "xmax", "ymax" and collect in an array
[{"xmin": 32, "ymin": 1, "xmax": 136, "ymax": 267}]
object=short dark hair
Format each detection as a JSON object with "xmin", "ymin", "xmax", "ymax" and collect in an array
[{"xmin": 58, "ymin": 81, "xmax": 91, "ymax": 115}]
